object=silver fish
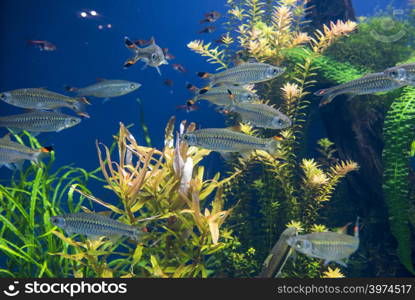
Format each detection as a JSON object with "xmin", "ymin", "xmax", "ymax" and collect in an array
[
  {"xmin": 191, "ymin": 85, "xmax": 259, "ymax": 106},
  {"xmin": 286, "ymin": 220, "xmax": 360, "ymax": 267},
  {"xmin": 65, "ymin": 79, "xmax": 141, "ymax": 100},
  {"xmin": 182, "ymin": 128, "xmax": 281, "ymax": 156},
  {"xmin": 0, "ymin": 134, "xmax": 52, "ymax": 170},
  {"xmin": 0, "ymin": 88, "xmax": 89, "ymax": 117},
  {"xmin": 123, "ymin": 36, "xmax": 168, "ymax": 75},
  {"xmin": 0, "ymin": 111, "xmax": 81, "ymax": 133},
  {"xmin": 227, "ymin": 101, "xmax": 292, "ymax": 129},
  {"xmin": 198, "ymin": 62, "xmax": 285, "ymax": 86},
  {"xmin": 50, "ymin": 212, "xmax": 143, "ymax": 241},
  {"xmin": 384, "ymin": 63, "xmax": 415, "ymax": 85},
  {"xmin": 314, "ymin": 72, "xmax": 405, "ymax": 106}
]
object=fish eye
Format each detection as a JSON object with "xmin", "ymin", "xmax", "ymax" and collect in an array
[
  {"xmin": 151, "ymin": 53, "xmax": 158, "ymax": 60},
  {"xmin": 278, "ymin": 119, "xmax": 284, "ymax": 125},
  {"xmin": 295, "ymin": 241, "xmax": 303, "ymax": 248},
  {"xmin": 246, "ymin": 94, "xmax": 252, "ymax": 100},
  {"xmin": 272, "ymin": 68, "xmax": 278, "ymax": 74},
  {"xmin": 183, "ymin": 135, "xmax": 189, "ymax": 140},
  {"xmin": 130, "ymin": 83, "xmax": 136, "ymax": 89}
]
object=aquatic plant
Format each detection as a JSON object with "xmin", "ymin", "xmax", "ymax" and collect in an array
[
  {"xmin": 382, "ymin": 85, "xmax": 415, "ymax": 275},
  {"xmin": 0, "ymin": 131, "xmax": 99, "ymax": 277},
  {"xmin": 50, "ymin": 118, "xmax": 239, "ymax": 278},
  {"xmin": 187, "ymin": 0, "xmax": 359, "ymax": 277}
]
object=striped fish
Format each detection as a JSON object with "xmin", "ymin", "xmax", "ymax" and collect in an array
[
  {"xmin": 190, "ymin": 84, "xmax": 259, "ymax": 106},
  {"xmin": 65, "ymin": 79, "xmax": 141, "ymax": 100},
  {"xmin": 182, "ymin": 128, "xmax": 281, "ymax": 156},
  {"xmin": 198, "ymin": 62, "xmax": 285, "ymax": 86},
  {"xmin": 0, "ymin": 134, "xmax": 52, "ymax": 170},
  {"xmin": 50, "ymin": 212, "xmax": 143, "ymax": 242},
  {"xmin": 384, "ymin": 63, "xmax": 415, "ymax": 86},
  {"xmin": 286, "ymin": 219, "xmax": 360, "ymax": 267},
  {"xmin": 0, "ymin": 88, "xmax": 90, "ymax": 117},
  {"xmin": 0, "ymin": 111, "xmax": 81, "ymax": 133},
  {"xmin": 227, "ymin": 102, "xmax": 292, "ymax": 129},
  {"xmin": 314, "ymin": 72, "xmax": 404, "ymax": 106}
]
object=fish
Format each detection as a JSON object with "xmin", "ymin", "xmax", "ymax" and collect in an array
[
  {"xmin": 162, "ymin": 48, "xmax": 175, "ymax": 60},
  {"xmin": 172, "ymin": 63, "xmax": 187, "ymax": 73},
  {"xmin": 27, "ymin": 40, "xmax": 56, "ymax": 51},
  {"xmin": 0, "ymin": 88, "xmax": 90, "ymax": 118},
  {"xmin": 164, "ymin": 79, "xmax": 174, "ymax": 87},
  {"xmin": 200, "ymin": 11, "xmax": 221, "ymax": 23},
  {"xmin": 314, "ymin": 72, "xmax": 405, "ymax": 106},
  {"xmin": 383, "ymin": 63, "xmax": 415, "ymax": 85},
  {"xmin": 225, "ymin": 93, "xmax": 292, "ymax": 129},
  {"xmin": 0, "ymin": 134, "xmax": 53, "ymax": 170},
  {"xmin": 65, "ymin": 79, "xmax": 141, "ymax": 101},
  {"xmin": 286, "ymin": 219, "xmax": 360, "ymax": 267},
  {"xmin": 181, "ymin": 128, "xmax": 281, "ymax": 157},
  {"xmin": 0, "ymin": 111, "xmax": 81, "ymax": 133},
  {"xmin": 123, "ymin": 36, "xmax": 168, "ymax": 75},
  {"xmin": 186, "ymin": 84, "xmax": 259, "ymax": 107},
  {"xmin": 197, "ymin": 62, "xmax": 285, "ymax": 86},
  {"xmin": 198, "ymin": 26, "xmax": 216, "ymax": 34},
  {"xmin": 50, "ymin": 212, "xmax": 144, "ymax": 242}
]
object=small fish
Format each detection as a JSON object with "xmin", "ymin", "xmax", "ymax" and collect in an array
[
  {"xmin": 200, "ymin": 11, "xmax": 221, "ymax": 23},
  {"xmin": 0, "ymin": 134, "xmax": 53, "ymax": 170},
  {"xmin": 0, "ymin": 88, "xmax": 90, "ymax": 117},
  {"xmin": 172, "ymin": 63, "xmax": 187, "ymax": 73},
  {"xmin": 50, "ymin": 212, "xmax": 143, "ymax": 241},
  {"xmin": 286, "ymin": 219, "xmax": 360, "ymax": 267},
  {"xmin": 198, "ymin": 26, "xmax": 216, "ymax": 34},
  {"xmin": 182, "ymin": 128, "xmax": 281, "ymax": 157},
  {"xmin": 27, "ymin": 40, "xmax": 56, "ymax": 51},
  {"xmin": 226, "ymin": 93, "xmax": 292, "ymax": 129},
  {"xmin": 164, "ymin": 79, "xmax": 174, "ymax": 87},
  {"xmin": 65, "ymin": 79, "xmax": 140, "ymax": 101},
  {"xmin": 186, "ymin": 84, "xmax": 259, "ymax": 107},
  {"xmin": 314, "ymin": 72, "xmax": 405, "ymax": 106},
  {"xmin": 123, "ymin": 36, "xmax": 168, "ymax": 75},
  {"xmin": 384, "ymin": 63, "xmax": 415, "ymax": 85},
  {"xmin": 198, "ymin": 62, "xmax": 285, "ymax": 86},
  {"xmin": 0, "ymin": 111, "xmax": 81, "ymax": 133},
  {"xmin": 215, "ymin": 34, "xmax": 227, "ymax": 44},
  {"xmin": 162, "ymin": 48, "xmax": 175, "ymax": 60}
]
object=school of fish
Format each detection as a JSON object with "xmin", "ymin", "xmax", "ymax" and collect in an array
[{"xmin": 4, "ymin": 9, "xmax": 415, "ymax": 268}]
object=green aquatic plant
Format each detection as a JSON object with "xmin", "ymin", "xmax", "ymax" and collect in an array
[
  {"xmin": 0, "ymin": 131, "xmax": 100, "ymax": 277},
  {"xmin": 382, "ymin": 86, "xmax": 415, "ymax": 275},
  {"xmin": 187, "ymin": 0, "xmax": 359, "ymax": 278},
  {"xmin": 50, "ymin": 118, "xmax": 239, "ymax": 278},
  {"xmin": 326, "ymin": 16, "xmax": 415, "ymax": 71}
]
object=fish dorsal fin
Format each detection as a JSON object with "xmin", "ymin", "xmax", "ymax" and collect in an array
[
  {"xmin": 96, "ymin": 78, "xmax": 106, "ymax": 82},
  {"xmin": 336, "ymin": 222, "xmax": 352, "ymax": 234},
  {"xmin": 150, "ymin": 36, "xmax": 155, "ymax": 45}
]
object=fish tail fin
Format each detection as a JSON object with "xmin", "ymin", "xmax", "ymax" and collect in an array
[
  {"xmin": 132, "ymin": 227, "xmax": 145, "ymax": 242},
  {"xmin": 267, "ymin": 137, "xmax": 283, "ymax": 156},
  {"xmin": 124, "ymin": 36, "xmax": 138, "ymax": 50},
  {"xmin": 64, "ymin": 85, "xmax": 78, "ymax": 93},
  {"xmin": 354, "ymin": 216, "xmax": 360, "ymax": 239},
  {"xmin": 34, "ymin": 146, "xmax": 54, "ymax": 164},
  {"xmin": 314, "ymin": 88, "xmax": 336, "ymax": 106},
  {"xmin": 186, "ymin": 82, "xmax": 199, "ymax": 93},
  {"xmin": 124, "ymin": 56, "xmax": 139, "ymax": 69},
  {"xmin": 72, "ymin": 99, "xmax": 90, "ymax": 118},
  {"xmin": 197, "ymin": 72, "xmax": 211, "ymax": 79}
]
